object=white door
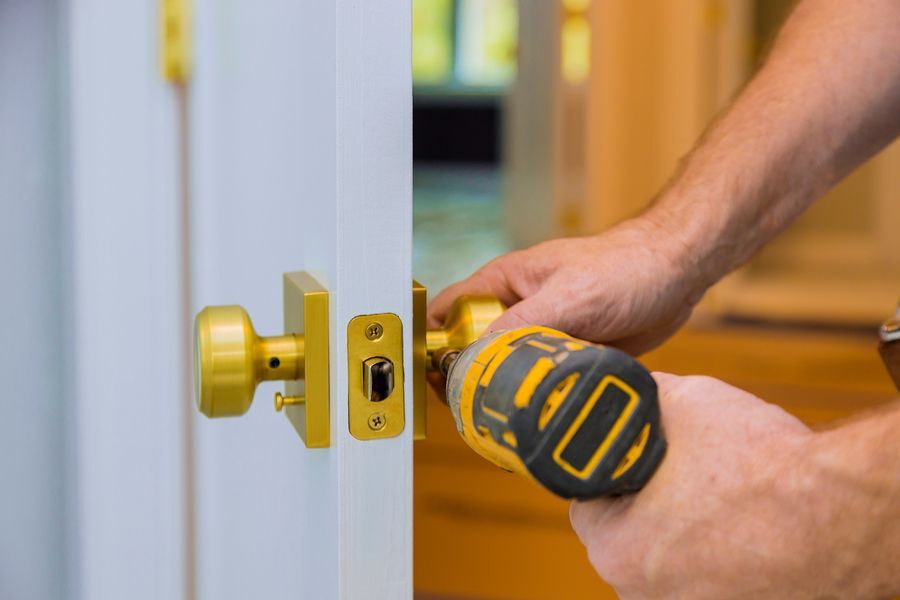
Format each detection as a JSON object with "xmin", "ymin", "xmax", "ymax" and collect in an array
[
  {"xmin": 190, "ymin": 1, "xmax": 414, "ymax": 598},
  {"xmin": 3, "ymin": 1, "xmax": 412, "ymax": 598}
]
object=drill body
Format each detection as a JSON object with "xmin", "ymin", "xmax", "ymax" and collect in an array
[{"xmin": 441, "ymin": 326, "xmax": 666, "ymax": 499}]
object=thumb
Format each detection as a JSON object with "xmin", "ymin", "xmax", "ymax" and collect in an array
[{"xmin": 486, "ymin": 293, "xmax": 558, "ymax": 334}]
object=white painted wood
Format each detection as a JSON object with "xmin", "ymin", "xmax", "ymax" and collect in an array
[
  {"xmin": 191, "ymin": 1, "xmax": 412, "ymax": 598},
  {"xmin": 66, "ymin": 1, "xmax": 187, "ymax": 598},
  {"xmin": 334, "ymin": 1, "xmax": 413, "ymax": 595}
]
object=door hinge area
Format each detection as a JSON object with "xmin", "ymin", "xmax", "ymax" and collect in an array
[{"xmin": 160, "ymin": 0, "xmax": 192, "ymax": 82}]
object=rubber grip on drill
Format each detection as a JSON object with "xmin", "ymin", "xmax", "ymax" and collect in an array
[{"xmin": 473, "ymin": 331, "xmax": 665, "ymax": 499}]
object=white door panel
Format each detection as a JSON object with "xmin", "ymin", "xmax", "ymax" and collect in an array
[
  {"xmin": 191, "ymin": 1, "xmax": 412, "ymax": 598},
  {"xmin": 66, "ymin": 1, "xmax": 187, "ymax": 598},
  {"xmin": 2, "ymin": 1, "xmax": 412, "ymax": 597}
]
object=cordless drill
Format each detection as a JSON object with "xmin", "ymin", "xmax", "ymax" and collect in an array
[{"xmin": 432, "ymin": 326, "xmax": 666, "ymax": 499}]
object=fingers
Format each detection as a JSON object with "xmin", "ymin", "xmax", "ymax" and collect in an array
[
  {"xmin": 485, "ymin": 292, "xmax": 560, "ymax": 333},
  {"xmin": 650, "ymin": 370, "xmax": 680, "ymax": 389},
  {"xmin": 428, "ymin": 278, "xmax": 480, "ymax": 327},
  {"xmin": 569, "ymin": 499, "xmax": 596, "ymax": 545},
  {"xmin": 427, "ymin": 267, "xmax": 520, "ymax": 328}
]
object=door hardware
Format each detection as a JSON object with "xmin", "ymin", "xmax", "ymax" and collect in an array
[
  {"xmin": 193, "ymin": 275, "xmax": 504, "ymax": 445},
  {"xmin": 348, "ymin": 313, "xmax": 405, "ymax": 440},
  {"xmin": 363, "ymin": 357, "xmax": 394, "ymax": 402},
  {"xmin": 194, "ymin": 271, "xmax": 330, "ymax": 447}
]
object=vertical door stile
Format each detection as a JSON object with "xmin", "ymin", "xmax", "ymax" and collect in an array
[{"xmin": 334, "ymin": 1, "xmax": 414, "ymax": 597}]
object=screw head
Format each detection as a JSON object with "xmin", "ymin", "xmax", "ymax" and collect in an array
[
  {"xmin": 365, "ymin": 322, "xmax": 384, "ymax": 340},
  {"xmin": 368, "ymin": 411, "xmax": 387, "ymax": 431}
]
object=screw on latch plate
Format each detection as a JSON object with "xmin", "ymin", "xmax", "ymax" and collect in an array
[
  {"xmin": 368, "ymin": 411, "xmax": 387, "ymax": 431},
  {"xmin": 365, "ymin": 322, "xmax": 383, "ymax": 340}
]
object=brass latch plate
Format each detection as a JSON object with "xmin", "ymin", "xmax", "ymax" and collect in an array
[{"xmin": 348, "ymin": 313, "xmax": 405, "ymax": 440}]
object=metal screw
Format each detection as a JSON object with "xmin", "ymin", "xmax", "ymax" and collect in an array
[
  {"xmin": 365, "ymin": 322, "xmax": 383, "ymax": 341},
  {"xmin": 368, "ymin": 411, "xmax": 387, "ymax": 431}
]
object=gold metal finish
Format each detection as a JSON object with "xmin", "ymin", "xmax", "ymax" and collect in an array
[
  {"xmin": 425, "ymin": 294, "xmax": 505, "ymax": 366},
  {"xmin": 192, "ymin": 271, "xmax": 330, "ymax": 447},
  {"xmin": 368, "ymin": 411, "xmax": 387, "ymax": 431},
  {"xmin": 194, "ymin": 305, "xmax": 303, "ymax": 417},
  {"xmin": 194, "ymin": 277, "xmax": 506, "ymax": 446},
  {"xmin": 159, "ymin": 0, "xmax": 192, "ymax": 82},
  {"xmin": 274, "ymin": 392, "xmax": 304, "ymax": 412},
  {"xmin": 282, "ymin": 272, "xmax": 330, "ymax": 447},
  {"xmin": 365, "ymin": 322, "xmax": 384, "ymax": 340},
  {"xmin": 411, "ymin": 287, "xmax": 505, "ymax": 439},
  {"xmin": 348, "ymin": 313, "xmax": 405, "ymax": 440},
  {"xmin": 412, "ymin": 281, "xmax": 427, "ymax": 440}
]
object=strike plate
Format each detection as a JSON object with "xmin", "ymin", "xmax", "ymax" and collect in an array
[
  {"xmin": 348, "ymin": 313, "xmax": 405, "ymax": 440},
  {"xmin": 283, "ymin": 272, "xmax": 330, "ymax": 448}
]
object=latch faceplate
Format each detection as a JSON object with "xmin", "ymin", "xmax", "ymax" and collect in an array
[{"xmin": 347, "ymin": 313, "xmax": 405, "ymax": 440}]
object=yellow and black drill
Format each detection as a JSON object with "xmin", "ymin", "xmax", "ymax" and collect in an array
[{"xmin": 432, "ymin": 324, "xmax": 666, "ymax": 499}]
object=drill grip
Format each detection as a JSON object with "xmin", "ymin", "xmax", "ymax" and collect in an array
[{"xmin": 453, "ymin": 328, "xmax": 665, "ymax": 499}]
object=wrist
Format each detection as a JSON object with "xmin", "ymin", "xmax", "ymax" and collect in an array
[
  {"xmin": 625, "ymin": 205, "xmax": 713, "ymax": 306},
  {"xmin": 795, "ymin": 424, "xmax": 900, "ymax": 597}
]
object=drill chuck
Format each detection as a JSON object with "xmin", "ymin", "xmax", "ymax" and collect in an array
[{"xmin": 442, "ymin": 327, "xmax": 665, "ymax": 499}]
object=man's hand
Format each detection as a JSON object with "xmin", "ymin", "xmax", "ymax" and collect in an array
[
  {"xmin": 429, "ymin": 218, "xmax": 706, "ymax": 355},
  {"xmin": 569, "ymin": 373, "xmax": 900, "ymax": 599},
  {"xmin": 431, "ymin": 0, "xmax": 900, "ymax": 357}
]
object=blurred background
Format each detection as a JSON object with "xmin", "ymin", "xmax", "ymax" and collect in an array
[
  {"xmin": 2, "ymin": 1, "xmax": 898, "ymax": 599},
  {"xmin": 411, "ymin": 1, "xmax": 898, "ymax": 598}
]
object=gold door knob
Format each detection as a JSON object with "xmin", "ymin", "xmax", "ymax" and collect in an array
[
  {"xmin": 425, "ymin": 294, "xmax": 505, "ymax": 367},
  {"xmin": 194, "ymin": 305, "xmax": 304, "ymax": 417}
]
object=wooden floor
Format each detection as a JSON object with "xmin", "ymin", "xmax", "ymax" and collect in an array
[{"xmin": 413, "ymin": 321, "xmax": 899, "ymax": 599}]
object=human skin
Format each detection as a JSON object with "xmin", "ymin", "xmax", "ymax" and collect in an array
[
  {"xmin": 570, "ymin": 374, "xmax": 900, "ymax": 599},
  {"xmin": 428, "ymin": 0, "xmax": 900, "ymax": 596}
]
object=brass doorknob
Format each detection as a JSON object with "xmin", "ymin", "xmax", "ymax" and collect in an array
[
  {"xmin": 425, "ymin": 294, "xmax": 505, "ymax": 366},
  {"xmin": 194, "ymin": 305, "xmax": 304, "ymax": 417}
]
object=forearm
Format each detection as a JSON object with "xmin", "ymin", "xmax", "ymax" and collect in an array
[
  {"xmin": 643, "ymin": 0, "xmax": 900, "ymax": 292},
  {"xmin": 802, "ymin": 401, "xmax": 900, "ymax": 597}
]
